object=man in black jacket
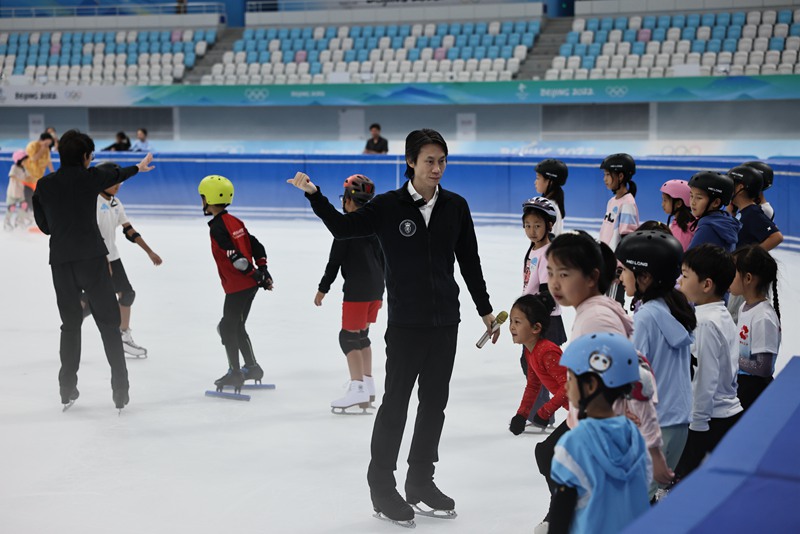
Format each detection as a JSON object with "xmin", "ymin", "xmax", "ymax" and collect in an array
[
  {"xmin": 289, "ymin": 129, "xmax": 498, "ymax": 525},
  {"xmin": 33, "ymin": 129, "xmax": 154, "ymax": 411}
]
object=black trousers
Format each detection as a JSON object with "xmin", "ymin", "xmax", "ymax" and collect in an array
[
  {"xmin": 535, "ymin": 421, "xmax": 570, "ymax": 494},
  {"xmin": 51, "ymin": 257, "xmax": 128, "ymax": 393},
  {"xmin": 367, "ymin": 325, "xmax": 458, "ymax": 493},
  {"xmin": 675, "ymin": 411, "xmax": 743, "ymax": 479},
  {"xmin": 737, "ymin": 374, "xmax": 773, "ymax": 411},
  {"xmin": 218, "ymin": 286, "xmax": 258, "ymax": 370}
]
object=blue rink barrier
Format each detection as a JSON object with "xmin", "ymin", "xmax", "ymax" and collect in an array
[{"xmin": 3, "ymin": 152, "xmax": 799, "ymax": 249}]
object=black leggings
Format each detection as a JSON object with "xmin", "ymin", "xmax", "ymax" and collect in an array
[
  {"xmin": 675, "ymin": 412, "xmax": 743, "ymax": 479},
  {"xmin": 737, "ymin": 374, "xmax": 773, "ymax": 411},
  {"xmin": 218, "ymin": 286, "xmax": 259, "ymax": 370},
  {"xmin": 535, "ymin": 421, "xmax": 570, "ymax": 494}
]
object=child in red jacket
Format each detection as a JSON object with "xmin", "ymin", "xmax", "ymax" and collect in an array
[{"xmin": 199, "ymin": 175, "xmax": 273, "ymax": 393}]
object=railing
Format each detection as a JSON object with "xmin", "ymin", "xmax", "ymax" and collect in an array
[
  {"xmin": 0, "ymin": 3, "xmax": 226, "ymax": 19},
  {"xmin": 246, "ymin": 0, "xmax": 513, "ymax": 13}
]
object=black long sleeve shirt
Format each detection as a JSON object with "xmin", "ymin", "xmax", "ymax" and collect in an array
[
  {"xmin": 33, "ymin": 164, "xmax": 138, "ymax": 265},
  {"xmin": 307, "ymin": 181, "xmax": 492, "ymax": 328},
  {"xmin": 318, "ymin": 235, "xmax": 385, "ymax": 302}
]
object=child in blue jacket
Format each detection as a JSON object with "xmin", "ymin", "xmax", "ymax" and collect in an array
[{"xmin": 687, "ymin": 171, "xmax": 740, "ymax": 252}]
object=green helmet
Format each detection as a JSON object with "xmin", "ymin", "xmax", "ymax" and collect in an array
[{"xmin": 198, "ymin": 175, "xmax": 234, "ymax": 206}]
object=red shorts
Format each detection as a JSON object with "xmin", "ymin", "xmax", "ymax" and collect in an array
[{"xmin": 342, "ymin": 300, "xmax": 382, "ymax": 331}]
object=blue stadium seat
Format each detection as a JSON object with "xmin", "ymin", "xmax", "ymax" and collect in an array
[
  {"xmin": 652, "ymin": 28, "xmax": 666, "ymax": 41},
  {"xmin": 307, "ymin": 50, "xmax": 318, "ymax": 63},
  {"xmin": 717, "ymin": 13, "xmax": 731, "ymax": 26},
  {"xmin": 707, "ymin": 39, "xmax": 721, "ymax": 53},
  {"xmin": 56, "ymin": 55, "xmax": 68, "ymax": 66},
  {"xmin": 588, "ymin": 43, "xmax": 601, "ymax": 56},
  {"xmin": 344, "ymin": 50, "xmax": 355, "ymax": 62},
  {"xmin": 391, "ymin": 36, "xmax": 403, "ymax": 49},
  {"xmin": 293, "ymin": 38, "xmax": 304, "ymax": 50},
  {"xmin": 246, "ymin": 51, "xmax": 257, "ymax": 63},
  {"xmin": 682, "ymin": 27, "xmax": 696, "ymax": 40},
  {"xmin": 769, "ymin": 37, "xmax": 785, "ymax": 50},
  {"xmin": 656, "ymin": 15, "xmax": 670, "ymax": 28},
  {"xmin": 586, "ymin": 18, "xmax": 599, "ymax": 32},
  {"xmin": 475, "ymin": 22, "xmax": 488, "ymax": 35},
  {"xmin": 501, "ymin": 21, "xmax": 513, "ymax": 34},
  {"xmin": 450, "ymin": 23, "xmax": 462, "ymax": 35},
  {"xmin": 361, "ymin": 26, "xmax": 373, "ymax": 39},
  {"xmin": 600, "ymin": 17, "xmax": 613, "ymax": 31},
  {"xmin": 386, "ymin": 25, "xmax": 398, "ymax": 38},
  {"xmin": 481, "ymin": 34, "xmax": 493, "ymax": 47},
  {"xmin": 280, "ymin": 39, "xmax": 291, "ymax": 51},
  {"xmin": 691, "ymin": 40, "xmax": 706, "ymax": 53},
  {"xmin": 500, "ymin": 45, "xmax": 513, "ymax": 59},
  {"xmin": 105, "ymin": 31, "xmax": 116, "ymax": 43},
  {"xmin": 507, "ymin": 33, "xmax": 520, "ymax": 47},
  {"xmin": 353, "ymin": 37, "xmax": 365, "ymax": 50},
  {"xmin": 460, "ymin": 46, "xmax": 473, "ymax": 59},
  {"xmin": 161, "ymin": 42, "xmax": 171, "ymax": 54},
  {"xmin": 581, "ymin": 56, "xmax": 594, "ymax": 69},
  {"xmin": 301, "ymin": 27, "xmax": 312, "ymax": 40},
  {"xmin": 107, "ymin": 42, "xmax": 117, "ymax": 54},
  {"xmin": 495, "ymin": 34, "xmax": 508, "ymax": 47},
  {"xmin": 408, "ymin": 48, "xmax": 421, "ymax": 61},
  {"xmin": 672, "ymin": 14, "xmax": 686, "ymax": 28},
  {"xmin": 185, "ymin": 53, "xmax": 195, "ymax": 68},
  {"xmin": 356, "ymin": 49, "xmax": 368, "ymax": 62},
  {"xmin": 632, "ymin": 41, "xmax": 645, "ymax": 55},
  {"xmin": 48, "ymin": 55, "xmax": 59, "ymax": 67},
  {"xmin": 614, "ymin": 17, "xmax": 628, "ymax": 30},
  {"xmin": 171, "ymin": 42, "xmax": 182, "ymax": 53},
  {"xmin": 623, "ymin": 29, "xmax": 637, "ymax": 42},
  {"xmin": 566, "ymin": 31, "xmax": 579, "ymax": 44},
  {"xmin": 727, "ymin": 25, "xmax": 742, "ymax": 40},
  {"xmin": 593, "ymin": 30, "xmax": 608, "ymax": 43},
  {"xmin": 126, "ymin": 43, "xmax": 137, "ymax": 54},
  {"xmin": 398, "ymin": 25, "xmax": 411, "ymax": 38},
  {"xmin": 436, "ymin": 23, "xmax": 448, "ymax": 36},
  {"xmin": 266, "ymin": 28, "xmax": 277, "ymax": 40},
  {"xmin": 430, "ymin": 35, "xmax": 442, "ymax": 48},
  {"xmin": 468, "ymin": 34, "xmax": 480, "ymax": 47},
  {"xmin": 446, "ymin": 47, "xmax": 459, "ymax": 60},
  {"xmin": 81, "ymin": 54, "xmax": 92, "ymax": 65},
  {"xmin": 96, "ymin": 32, "xmax": 106, "ymax": 43},
  {"xmin": 127, "ymin": 53, "xmax": 137, "ymax": 65},
  {"xmin": 275, "ymin": 28, "xmax": 287, "ymax": 40},
  {"xmin": 521, "ymin": 33, "xmax": 535, "ymax": 47},
  {"xmin": 137, "ymin": 43, "xmax": 149, "ymax": 53},
  {"xmin": 310, "ymin": 62, "xmax": 321, "ymax": 75},
  {"xmin": 686, "ymin": 14, "xmax": 700, "ymax": 28},
  {"xmin": 574, "ymin": 44, "xmax": 587, "ymax": 57},
  {"xmin": 514, "ymin": 21, "xmax": 527, "ymax": 34},
  {"xmin": 778, "ymin": 10, "xmax": 792, "ymax": 24},
  {"xmin": 149, "ymin": 42, "xmax": 160, "ymax": 54},
  {"xmin": 711, "ymin": 26, "xmax": 726, "ymax": 40},
  {"xmin": 207, "ymin": 29, "xmax": 218, "ymax": 44},
  {"xmin": 233, "ymin": 40, "xmax": 244, "ymax": 52},
  {"xmin": 184, "ymin": 42, "xmax": 194, "ymax": 54},
  {"xmin": 243, "ymin": 29, "xmax": 255, "ymax": 41},
  {"xmin": 365, "ymin": 37, "xmax": 376, "ymax": 49},
  {"xmin": 463, "ymin": 22, "xmax": 474, "ymax": 35},
  {"xmin": 454, "ymin": 34, "xmax": 466, "ymax": 48},
  {"xmin": 474, "ymin": 46, "xmax": 486, "ymax": 60},
  {"xmin": 723, "ymin": 39, "xmax": 737, "ymax": 52},
  {"xmin": 9, "ymin": 33, "xmax": 19, "ymax": 45},
  {"xmin": 258, "ymin": 51, "xmax": 270, "ymax": 63},
  {"xmin": 84, "ymin": 31, "xmax": 95, "ymax": 43},
  {"xmin": 245, "ymin": 40, "xmax": 256, "ymax": 52},
  {"xmin": 417, "ymin": 36, "xmax": 429, "ymax": 49},
  {"xmin": 289, "ymin": 28, "xmax": 301, "ymax": 40},
  {"xmin": 487, "ymin": 46, "xmax": 499, "ymax": 59},
  {"xmin": 254, "ymin": 29, "xmax": 266, "ymax": 41},
  {"xmin": 791, "ymin": 24, "xmax": 800, "ymax": 37},
  {"xmin": 701, "ymin": 13, "xmax": 715, "ymax": 27},
  {"xmin": 529, "ymin": 20, "xmax": 541, "ymax": 34}
]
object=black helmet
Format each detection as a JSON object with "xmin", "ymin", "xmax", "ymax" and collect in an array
[
  {"xmin": 535, "ymin": 159, "xmax": 568, "ymax": 186},
  {"xmin": 615, "ymin": 230, "xmax": 683, "ymax": 286},
  {"xmin": 342, "ymin": 174, "xmax": 375, "ymax": 205},
  {"xmin": 600, "ymin": 153, "xmax": 636, "ymax": 178},
  {"xmin": 728, "ymin": 165, "xmax": 763, "ymax": 200},
  {"xmin": 688, "ymin": 171, "xmax": 734, "ymax": 206},
  {"xmin": 742, "ymin": 161, "xmax": 773, "ymax": 191},
  {"xmin": 522, "ymin": 196, "xmax": 558, "ymax": 224}
]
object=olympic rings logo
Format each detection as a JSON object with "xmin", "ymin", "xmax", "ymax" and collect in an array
[
  {"xmin": 64, "ymin": 90, "xmax": 82, "ymax": 100},
  {"xmin": 244, "ymin": 88, "xmax": 269, "ymax": 101},
  {"xmin": 605, "ymin": 86, "xmax": 628, "ymax": 98}
]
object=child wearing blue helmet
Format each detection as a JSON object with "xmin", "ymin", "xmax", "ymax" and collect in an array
[{"xmin": 549, "ymin": 333, "xmax": 650, "ymax": 534}]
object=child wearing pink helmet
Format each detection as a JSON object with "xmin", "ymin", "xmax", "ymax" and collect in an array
[
  {"xmin": 660, "ymin": 179, "xmax": 696, "ymax": 250},
  {"xmin": 4, "ymin": 150, "xmax": 32, "ymax": 230}
]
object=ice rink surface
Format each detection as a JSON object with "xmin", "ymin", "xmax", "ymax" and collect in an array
[{"xmin": 1, "ymin": 218, "xmax": 798, "ymax": 534}]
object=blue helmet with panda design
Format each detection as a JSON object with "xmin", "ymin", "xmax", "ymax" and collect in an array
[{"xmin": 560, "ymin": 332, "xmax": 640, "ymax": 388}]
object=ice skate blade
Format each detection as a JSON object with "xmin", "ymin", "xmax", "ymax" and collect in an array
[
  {"xmin": 373, "ymin": 512, "xmax": 415, "ymax": 528},
  {"xmin": 62, "ymin": 400, "xmax": 76, "ymax": 412},
  {"xmin": 241, "ymin": 383, "xmax": 276, "ymax": 390},
  {"xmin": 125, "ymin": 353, "xmax": 148, "ymax": 359},
  {"xmin": 409, "ymin": 504, "xmax": 457, "ymax": 519},
  {"xmin": 331, "ymin": 406, "xmax": 372, "ymax": 415},
  {"xmin": 205, "ymin": 390, "xmax": 251, "ymax": 402}
]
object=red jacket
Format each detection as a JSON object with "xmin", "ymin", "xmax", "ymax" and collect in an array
[
  {"xmin": 208, "ymin": 211, "xmax": 267, "ymax": 294},
  {"xmin": 517, "ymin": 338, "xmax": 568, "ymax": 420}
]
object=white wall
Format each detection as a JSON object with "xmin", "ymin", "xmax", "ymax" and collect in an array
[
  {"xmin": 0, "ymin": 13, "xmax": 222, "ymax": 32},
  {"xmin": 575, "ymin": 0, "xmax": 800, "ymax": 15}
]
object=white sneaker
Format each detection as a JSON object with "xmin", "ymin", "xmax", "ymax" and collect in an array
[
  {"xmin": 331, "ymin": 380, "xmax": 370, "ymax": 409},
  {"xmin": 363, "ymin": 375, "xmax": 376, "ymax": 403},
  {"xmin": 121, "ymin": 328, "xmax": 147, "ymax": 357}
]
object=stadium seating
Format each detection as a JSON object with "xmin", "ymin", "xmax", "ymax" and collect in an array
[
  {"xmin": 0, "ymin": 28, "xmax": 215, "ymax": 86},
  {"xmin": 551, "ymin": 9, "xmax": 800, "ymax": 80}
]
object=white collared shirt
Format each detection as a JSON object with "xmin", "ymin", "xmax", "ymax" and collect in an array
[{"xmin": 407, "ymin": 181, "xmax": 439, "ymax": 227}]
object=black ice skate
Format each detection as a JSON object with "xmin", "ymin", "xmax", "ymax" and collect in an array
[
  {"xmin": 113, "ymin": 388, "xmax": 129, "ymax": 415},
  {"xmin": 372, "ymin": 489, "xmax": 416, "ymax": 529},
  {"xmin": 214, "ymin": 369, "xmax": 245, "ymax": 394},
  {"xmin": 61, "ymin": 387, "xmax": 80, "ymax": 412},
  {"xmin": 405, "ymin": 481, "xmax": 457, "ymax": 519},
  {"xmin": 242, "ymin": 363, "xmax": 264, "ymax": 383}
]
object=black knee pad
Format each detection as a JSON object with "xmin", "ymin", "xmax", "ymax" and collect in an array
[
  {"xmin": 339, "ymin": 329, "xmax": 362, "ymax": 355},
  {"xmin": 118, "ymin": 289, "xmax": 136, "ymax": 307},
  {"xmin": 359, "ymin": 328, "xmax": 371, "ymax": 349}
]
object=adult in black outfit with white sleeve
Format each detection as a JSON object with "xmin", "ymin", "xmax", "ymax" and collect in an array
[
  {"xmin": 33, "ymin": 129, "xmax": 154, "ymax": 412},
  {"xmin": 288, "ymin": 128, "xmax": 498, "ymax": 525}
]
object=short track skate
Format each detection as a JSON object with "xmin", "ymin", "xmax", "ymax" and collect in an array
[
  {"xmin": 204, "ymin": 390, "xmax": 251, "ymax": 401},
  {"xmin": 205, "ymin": 370, "xmax": 250, "ymax": 401}
]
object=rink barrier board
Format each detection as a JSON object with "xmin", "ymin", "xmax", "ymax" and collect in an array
[{"xmin": 2, "ymin": 152, "xmax": 799, "ymax": 242}]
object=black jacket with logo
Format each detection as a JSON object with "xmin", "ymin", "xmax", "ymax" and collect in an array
[{"xmin": 307, "ymin": 182, "xmax": 492, "ymax": 328}]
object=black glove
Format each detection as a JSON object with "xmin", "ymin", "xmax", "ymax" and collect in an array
[
  {"xmin": 532, "ymin": 412, "xmax": 550, "ymax": 429},
  {"xmin": 509, "ymin": 414, "xmax": 527, "ymax": 436},
  {"xmin": 253, "ymin": 265, "xmax": 273, "ymax": 290}
]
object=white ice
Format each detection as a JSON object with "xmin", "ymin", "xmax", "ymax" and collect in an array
[{"xmin": 1, "ymin": 218, "xmax": 798, "ymax": 534}]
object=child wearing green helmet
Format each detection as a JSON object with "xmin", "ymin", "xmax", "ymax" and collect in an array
[
  {"xmin": 548, "ymin": 332, "xmax": 650, "ymax": 534},
  {"xmin": 199, "ymin": 174, "xmax": 274, "ymax": 395}
]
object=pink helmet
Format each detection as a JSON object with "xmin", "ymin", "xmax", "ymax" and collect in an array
[
  {"xmin": 660, "ymin": 179, "xmax": 691, "ymax": 207},
  {"xmin": 12, "ymin": 149, "xmax": 27, "ymax": 164}
]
